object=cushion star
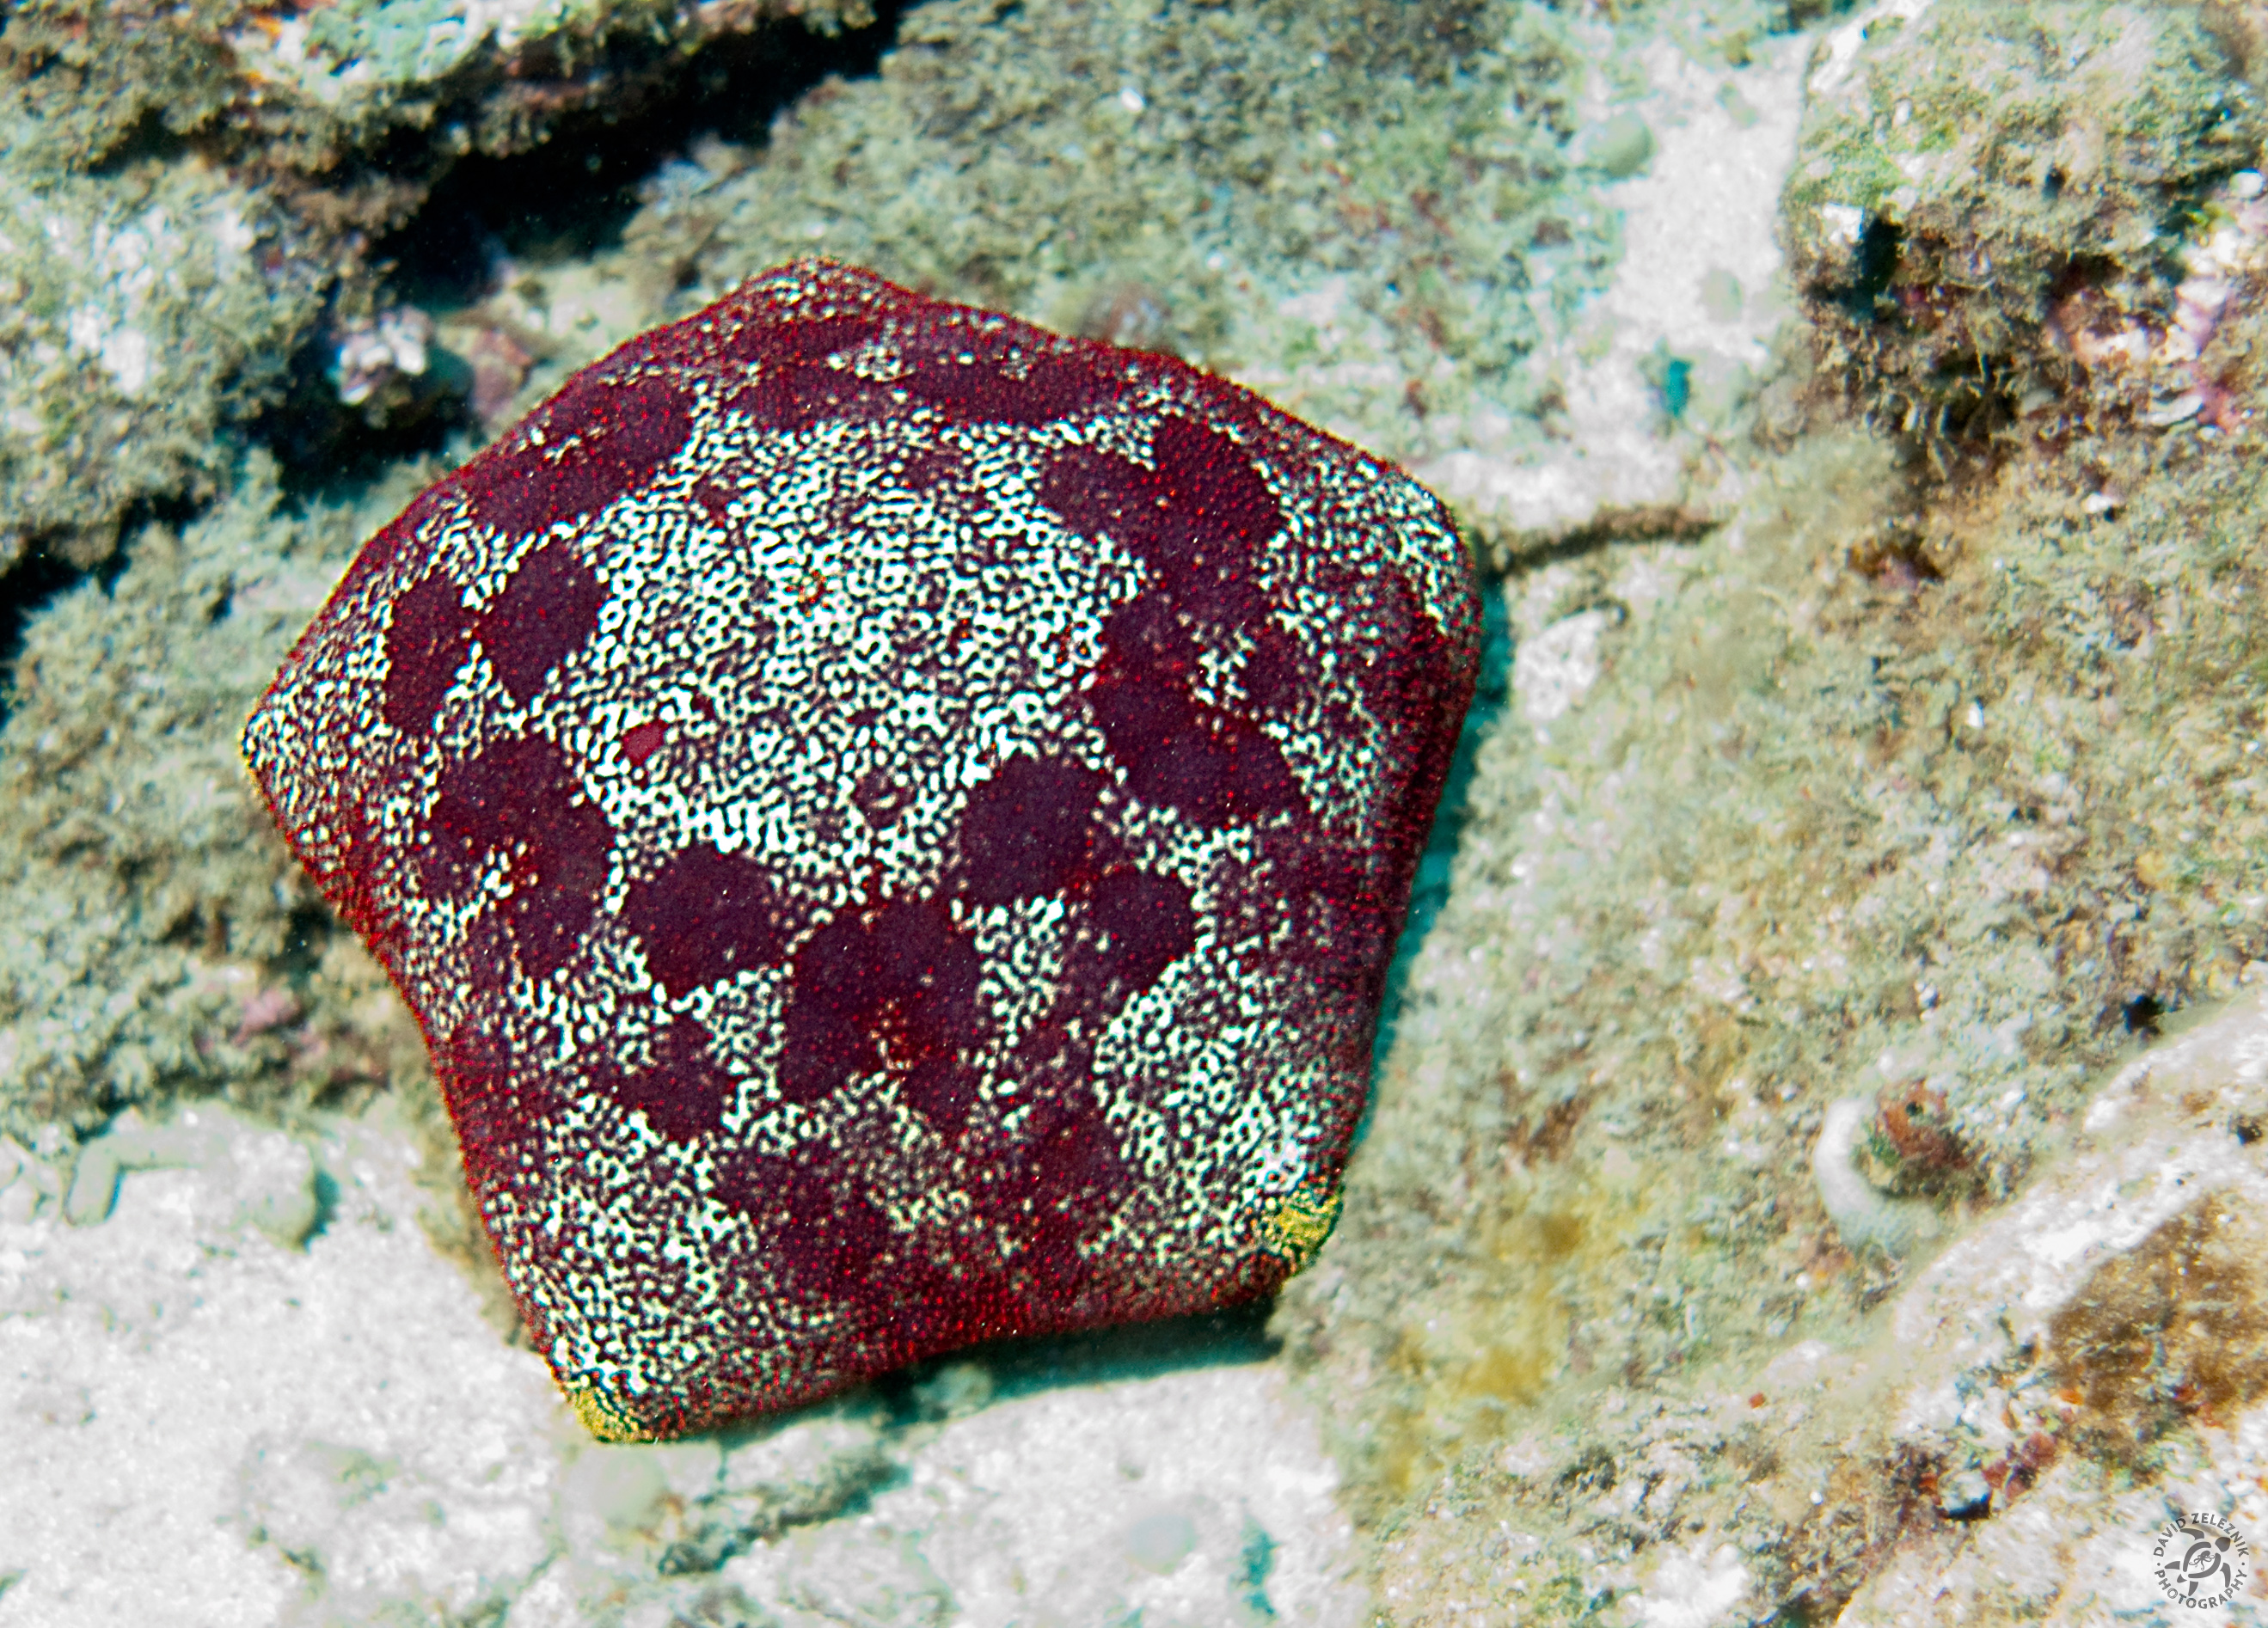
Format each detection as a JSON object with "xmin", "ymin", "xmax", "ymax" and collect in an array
[{"xmin": 242, "ymin": 259, "xmax": 1479, "ymax": 1441}]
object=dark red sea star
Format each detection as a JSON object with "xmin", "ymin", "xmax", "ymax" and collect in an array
[{"xmin": 242, "ymin": 259, "xmax": 1479, "ymax": 1441}]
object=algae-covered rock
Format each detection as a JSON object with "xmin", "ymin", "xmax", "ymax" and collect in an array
[
  {"xmin": 0, "ymin": 456, "xmax": 429, "ymax": 1143},
  {"xmin": 0, "ymin": 0, "xmax": 884, "ymax": 577},
  {"xmin": 1321, "ymin": 993, "xmax": 2268, "ymax": 1620},
  {"xmin": 1784, "ymin": 0, "xmax": 2261, "ymax": 458},
  {"xmin": 0, "ymin": 0, "xmax": 258, "ymax": 174},
  {"xmin": 0, "ymin": 0, "xmax": 875, "ymax": 174},
  {"xmin": 0, "ymin": 165, "xmax": 324, "ymax": 572},
  {"xmin": 657, "ymin": 0, "xmax": 1611, "ymax": 462},
  {"xmin": 1278, "ymin": 389, "xmax": 2268, "ymax": 1612},
  {"xmin": 1257, "ymin": 11, "xmax": 2268, "ymax": 1612}
]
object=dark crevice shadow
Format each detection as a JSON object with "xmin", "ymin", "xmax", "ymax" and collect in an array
[
  {"xmin": 0, "ymin": 488, "xmax": 202, "ymax": 728},
  {"xmin": 85, "ymin": 104, "xmax": 199, "ymax": 176},
  {"xmin": 872, "ymin": 1296, "xmax": 1283, "ymax": 1423},
  {"xmin": 390, "ymin": 0, "xmax": 908, "ymax": 291},
  {"xmin": 0, "ymin": 548, "xmax": 83, "ymax": 701},
  {"xmin": 662, "ymin": 1299, "xmax": 1281, "ymax": 1452},
  {"xmin": 259, "ymin": 326, "xmax": 474, "ymax": 499},
  {"xmin": 260, "ymin": 1, "xmax": 907, "ymax": 500}
]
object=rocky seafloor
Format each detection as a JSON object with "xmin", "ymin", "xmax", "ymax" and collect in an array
[{"xmin": 4, "ymin": 0, "xmax": 2268, "ymax": 1622}]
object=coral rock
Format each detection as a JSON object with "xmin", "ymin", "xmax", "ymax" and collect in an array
[{"xmin": 242, "ymin": 259, "xmax": 1477, "ymax": 1439}]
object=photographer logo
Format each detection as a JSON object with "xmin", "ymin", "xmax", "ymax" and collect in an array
[{"xmin": 2151, "ymin": 1511, "xmax": 2252, "ymax": 1609}]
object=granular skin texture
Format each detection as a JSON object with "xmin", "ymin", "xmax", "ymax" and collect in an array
[{"xmin": 242, "ymin": 259, "xmax": 1478, "ymax": 1440}]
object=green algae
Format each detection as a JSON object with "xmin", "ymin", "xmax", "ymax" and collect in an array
[
  {"xmin": 0, "ymin": 0, "xmax": 258, "ymax": 173},
  {"xmin": 0, "ymin": 453, "xmax": 433, "ymax": 1146},
  {"xmin": 1266, "ymin": 10, "xmax": 2268, "ymax": 1610},
  {"xmin": 1278, "ymin": 363, "xmax": 2268, "ymax": 1616},
  {"xmin": 642, "ymin": 0, "xmax": 1619, "ymax": 463}
]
